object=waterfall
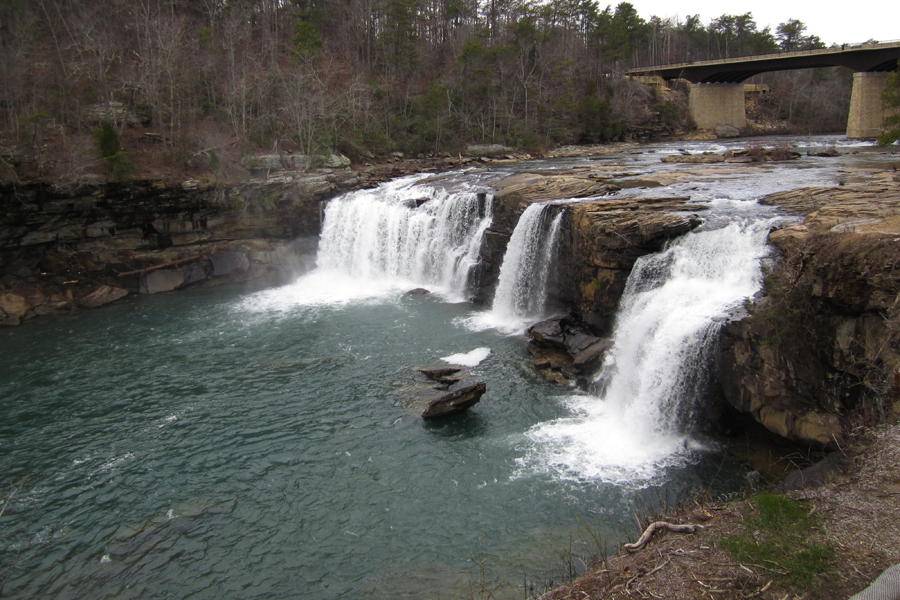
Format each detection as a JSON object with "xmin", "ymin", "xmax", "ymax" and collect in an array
[
  {"xmin": 519, "ymin": 218, "xmax": 777, "ymax": 484},
  {"xmin": 315, "ymin": 175, "xmax": 492, "ymax": 300},
  {"xmin": 465, "ymin": 202, "xmax": 564, "ymax": 333}
]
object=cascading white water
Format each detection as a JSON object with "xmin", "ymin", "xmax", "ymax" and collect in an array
[
  {"xmin": 465, "ymin": 203, "xmax": 564, "ymax": 333},
  {"xmin": 519, "ymin": 218, "xmax": 778, "ymax": 484},
  {"xmin": 315, "ymin": 175, "xmax": 492, "ymax": 300},
  {"xmin": 493, "ymin": 203, "xmax": 564, "ymax": 320}
]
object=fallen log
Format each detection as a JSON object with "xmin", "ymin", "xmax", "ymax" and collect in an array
[
  {"xmin": 116, "ymin": 255, "xmax": 201, "ymax": 277},
  {"xmin": 623, "ymin": 521, "xmax": 704, "ymax": 552}
]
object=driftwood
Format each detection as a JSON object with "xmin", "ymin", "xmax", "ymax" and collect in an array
[
  {"xmin": 622, "ymin": 521, "xmax": 704, "ymax": 553},
  {"xmin": 116, "ymin": 255, "xmax": 201, "ymax": 277}
]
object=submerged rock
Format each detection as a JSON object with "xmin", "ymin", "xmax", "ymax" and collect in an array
[
  {"xmin": 421, "ymin": 382, "xmax": 486, "ymax": 419},
  {"xmin": 405, "ymin": 288, "xmax": 430, "ymax": 296},
  {"xmin": 414, "ymin": 365, "xmax": 467, "ymax": 387}
]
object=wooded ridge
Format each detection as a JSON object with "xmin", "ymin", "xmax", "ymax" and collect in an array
[{"xmin": 1, "ymin": 0, "xmax": 853, "ymax": 184}]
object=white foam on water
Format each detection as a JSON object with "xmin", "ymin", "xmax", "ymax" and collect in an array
[
  {"xmin": 518, "ymin": 219, "xmax": 777, "ymax": 485},
  {"xmin": 440, "ymin": 347, "xmax": 491, "ymax": 367},
  {"xmin": 238, "ymin": 269, "xmax": 408, "ymax": 312}
]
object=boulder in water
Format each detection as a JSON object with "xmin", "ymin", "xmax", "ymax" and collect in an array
[
  {"xmin": 528, "ymin": 319, "xmax": 566, "ymax": 348},
  {"xmin": 405, "ymin": 288, "xmax": 430, "ymax": 296},
  {"xmin": 715, "ymin": 123, "xmax": 742, "ymax": 138},
  {"xmin": 77, "ymin": 285, "xmax": 128, "ymax": 308},
  {"xmin": 421, "ymin": 382, "xmax": 486, "ymax": 419},
  {"xmin": 140, "ymin": 269, "xmax": 185, "ymax": 294},
  {"xmin": 528, "ymin": 313, "xmax": 611, "ymax": 388}
]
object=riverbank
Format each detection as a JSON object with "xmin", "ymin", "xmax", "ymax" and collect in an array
[{"xmin": 540, "ymin": 421, "xmax": 900, "ymax": 600}]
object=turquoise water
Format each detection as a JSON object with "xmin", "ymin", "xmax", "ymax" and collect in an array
[{"xmin": 0, "ymin": 282, "xmax": 739, "ymax": 599}]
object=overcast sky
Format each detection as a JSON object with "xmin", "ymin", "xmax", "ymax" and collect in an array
[{"xmin": 629, "ymin": 0, "xmax": 898, "ymax": 47}]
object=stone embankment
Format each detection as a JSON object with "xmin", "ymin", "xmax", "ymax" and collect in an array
[{"xmin": 0, "ymin": 174, "xmax": 336, "ymax": 326}]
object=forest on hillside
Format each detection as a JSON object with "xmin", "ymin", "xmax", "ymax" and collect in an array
[{"xmin": 0, "ymin": 0, "xmax": 858, "ymax": 182}]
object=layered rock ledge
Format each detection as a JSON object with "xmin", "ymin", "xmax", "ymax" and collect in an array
[
  {"xmin": 0, "ymin": 174, "xmax": 340, "ymax": 325},
  {"xmin": 475, "ymin": 167, "xmax": 706, "ymax": 329},
  {"xmin": 716, "ymin": 169, "xmax": 900, "ymax": 447}
]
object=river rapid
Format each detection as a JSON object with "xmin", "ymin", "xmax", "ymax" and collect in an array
[{"xmin": 0, "ymin": 135, "xmax": 888, "ymax": 599}]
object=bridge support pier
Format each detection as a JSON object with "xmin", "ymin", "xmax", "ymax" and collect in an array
[
  {"xmin": 847, "ymin": 72, "xmax": 891, "ymax": 139},
  {"xmin": 688, "ymin": 83, "xmax": 746, "ymax": 131}
]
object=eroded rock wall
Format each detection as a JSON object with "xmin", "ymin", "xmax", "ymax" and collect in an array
[
  {"xmin": 716, "ymin": 176, "xmax": 900, "ymax": 447},
  {"xmin": 0, "ymin": 173, "xmax": 351, "ymax": 325}
]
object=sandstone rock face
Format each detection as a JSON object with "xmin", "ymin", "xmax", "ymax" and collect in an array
[
  {"xmin": 556, "ymin": 197, "xmax": 703, "ymax": 331},
  {"xmin": 716, "ymin": 174, "xmax": 900, "ymax": 447},
  {"xmin": 211, "ymin": 251, "xmax": 250, "ymax": 277},
  {"xmin": 140, "ymin": 269, "xmax": 186, "ymax": 294},
  {"xmin": 527, "ymin": 315, "xmax": 613, "ymax": 387},
  {"xmin": 0, "ymin": 172, "xmax": 335, "ymax": 324}
]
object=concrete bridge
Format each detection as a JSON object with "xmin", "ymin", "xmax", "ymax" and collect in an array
[{"xmin": 628, "ymin": 42, "xmax": 900, "ymax": 138}]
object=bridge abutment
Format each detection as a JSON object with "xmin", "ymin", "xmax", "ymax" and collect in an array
[
  {"xmin": 688, "ymin": 83, "xmax": 746, "ymax": 131},
  {"xmin": 847, "ymin": 72, "xmax": 891, "ymax": 139}
]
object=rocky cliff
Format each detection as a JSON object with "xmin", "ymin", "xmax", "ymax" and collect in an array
[
  {"xmin": 716, "ymin": 170, "xmax": 900, "ymax": 447},
  {"xmin": 0, "ymin": 166, "xmax": 359, "ymax": 325}
]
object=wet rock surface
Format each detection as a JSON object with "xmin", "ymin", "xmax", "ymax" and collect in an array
[
  {"xmin": 420, "ymin": 382, "xmax": 487, "ymax": 419},
  {"xmin": 476, "ymin": 167, "xmax": 706, "ymax": 324},
  {"xmin": 716, "ymin": 170, "xmax": 900, "ymax": 447},
  {"xmin": 406, "ymin": 363, "xmax": 487, "ymax": 418},
  {"xmin": 527, "ymin": 314, "xmax": 612, "ymax": 388}
]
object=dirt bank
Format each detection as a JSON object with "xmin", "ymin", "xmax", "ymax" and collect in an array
[{"xmin": 541, "ymin": 422, "xmax": 900, "ymax": 600}]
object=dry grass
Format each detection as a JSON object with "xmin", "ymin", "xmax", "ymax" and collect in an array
[{"xmin": 539, "ymin": 424, "xmax": 900, "ymax": 600}]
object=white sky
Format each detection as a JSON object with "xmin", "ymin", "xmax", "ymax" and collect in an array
[{"xmin": 630, "ymin": 0, "xmax": 899, "ymax": 47}]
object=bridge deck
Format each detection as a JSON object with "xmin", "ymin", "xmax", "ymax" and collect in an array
[{"xmin": 629, "ymin": 41, "xmax": 900, "ymax": 83}]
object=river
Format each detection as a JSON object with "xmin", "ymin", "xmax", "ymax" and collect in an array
[{"xmin": 0, "ymin": 135, "xmax": 887, "ymax": 599}]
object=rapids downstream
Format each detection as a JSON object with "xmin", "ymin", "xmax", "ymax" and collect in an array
[{"xmin": 0, "ymin": 136, "xmax": 881, "ymax": 599}]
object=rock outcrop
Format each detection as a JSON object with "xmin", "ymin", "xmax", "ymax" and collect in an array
[
  {"xmin": 475, "ymin": 168, "xmax": 705, "ymax": 331},
  {"xmin": 716, "ymin": 171, "xmax": 900, "ymax": 447},
  {"xmin": 527, "ymin": 315, "xmax": 612, "ymax": 387},
  {"xmin": 555, "ymin": 196, "xmax": 704, "ymax": 332},
  {"xmin": 0, "ymin": 174, "xmax": 339, "ymax": 324}
]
